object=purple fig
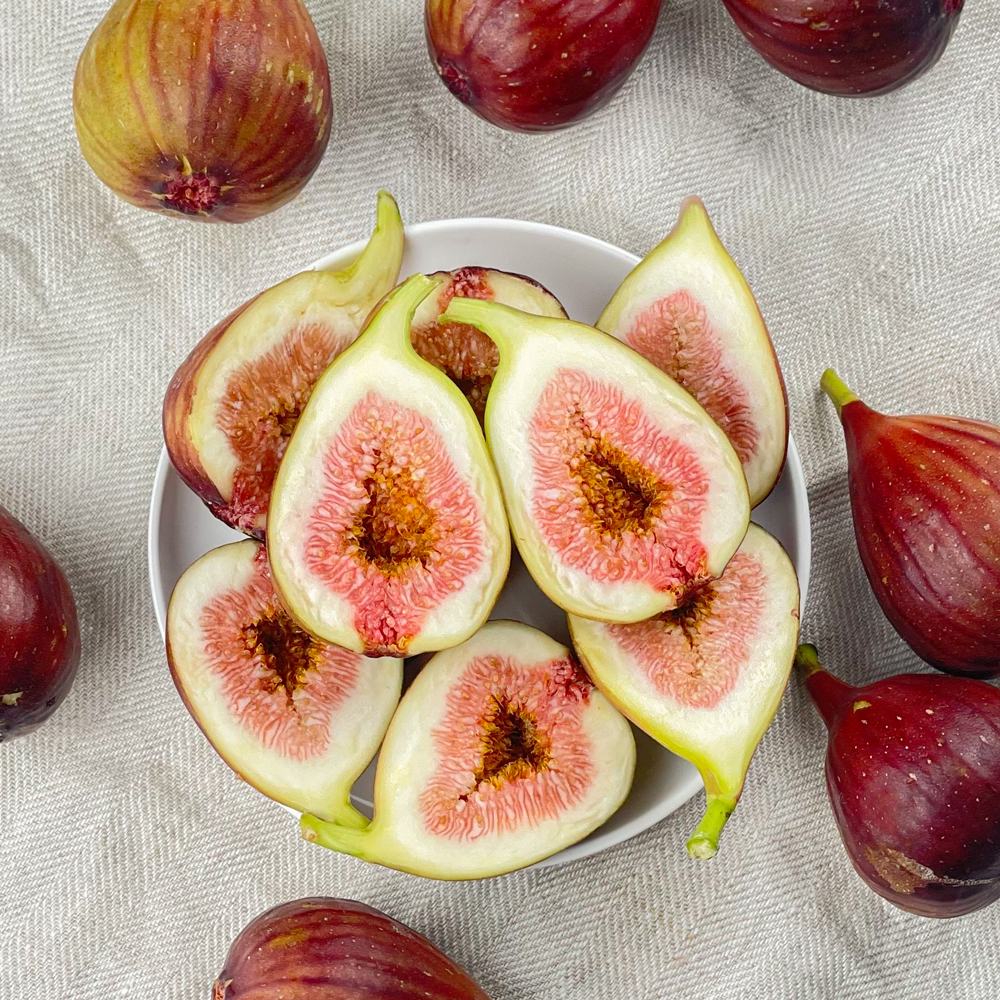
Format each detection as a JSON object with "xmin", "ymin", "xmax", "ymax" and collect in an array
[
  {"xmin": 799, "ymin": 644, "xmax": 1000, "ymax": 918},
  {"xmin": 0, "ymin": 505, "xmax": 81, "ymax": 741},
  {"xmin": 822, "ymin": 369, "xmax": 1000, "ymax": 679},
  {"xmin": 214, "ymin": 897, "xmax": 490, "ymax": 999}
]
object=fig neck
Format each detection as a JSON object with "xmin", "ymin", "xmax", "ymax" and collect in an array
[
  {"xmin": 440, "ymin": 297, "xmax": 518, "ymax": 353},
  {"xmin": 323, "ymin": 190, "xmax": 404, "ymax": 299},
  {"xmin": 364, "ymin": 274, "xmax": 441, "ymax": 355},
  {"xmin": 796, "ymin": 645, "xmax": 855, "ymax": 731},
  {"xmin": 820, "ymin": 369, "xmax": 866, "ymax": 419}
]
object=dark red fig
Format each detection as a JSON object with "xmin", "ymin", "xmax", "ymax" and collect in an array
[
  {"xmin": 798, "ymin": 645, "xmax": 1000, "ymax": 918},
  {"xmin": 0, "ymin": 506, "xmax": 81, "ymax": 741},
  {"xmin": 425, "ymin": 0, "xmax": 664, "ymax": 132},
  {"xmin": 823, "ymin": 369, "xmax": 1000, "ymax": 679},
  {"xmin": 720, "ymin": 0, "xmax": 964, "ymax": 97},
  {"xmin": 214, "ymin": 898, "xmax": 490, "ymax": 999}
]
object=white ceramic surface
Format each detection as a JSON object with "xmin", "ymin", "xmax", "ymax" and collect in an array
[{"xmin": 148, "ymin": 217, "xmax": 812, "ymax": 872}]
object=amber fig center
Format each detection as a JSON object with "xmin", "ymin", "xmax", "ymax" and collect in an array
[
  {"xmin": 242, "ymin": 609, "xmax": 318, "ymax": 704},
  {"xmin": 474, "ymin": 696, "xmax": 552, "ymax": 789},
  {"xmin": 659, "ymin": 583, "xmax": 717, "ymax": 645}
]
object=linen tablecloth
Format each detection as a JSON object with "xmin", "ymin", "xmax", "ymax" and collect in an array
[{"xmin": 2, "ymin": 1, "xmax": 999, "ymax": 996}]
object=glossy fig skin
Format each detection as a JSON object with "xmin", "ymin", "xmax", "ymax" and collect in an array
[
  {"xmin": 214, "ymin": 898, "xmax": 490, "ymax": 999},
  {"xmin": 721, "ymin": 0, "xmax": 964, "ymax": 97},
  {"xmin": 426, "ymin": 0, "xmax": 664, "ymax": 132},
  {"xmin": 799, "ymin": 646, "xmax": 1000, "ymax": 917},
  {"xmin": 74, "ymin": 0, "xmax": 331, "ymax": 222},
  {"xmin": 823, "ymin": 370, "xmax": 1000, "ymax": 678},
  {"xmin": 0, "ymin": 507, "xmax": 81, "ymax": 741}
]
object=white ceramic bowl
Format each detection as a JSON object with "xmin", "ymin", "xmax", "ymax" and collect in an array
[{"xmin": 148, "ymin": 216, "xmax": 811, "ymax": 871}]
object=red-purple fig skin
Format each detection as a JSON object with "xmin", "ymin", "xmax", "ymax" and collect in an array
[
  {"xmin": 830, "ymin": 388, "xmax": 1000, "ymax": 678},
  {"xmin": 0, "ymin": 506, "xmax": 81, "ymax": 742},
  {"xmin": 720, "ymin": 0, "xmax": 964, "ymax": 97},
  {"xmin": 803, "ymin": 649, "xmax": 1000, "ymax": 918},
  {"xmin": 214, "ymin": 898, "xmax": 491, "ymax": 999},
  {"xmin": 426, "ymin": 0, "xmax": 664, "ymax": 132}
]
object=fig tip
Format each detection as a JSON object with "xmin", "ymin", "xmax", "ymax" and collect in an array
[
  {"xmin": 795, "ymin": 643, "xmax": 823, "ymax": 677},
  {"xmin": 686, "ymin": 798, "xmax": 735, "ymax": 860}
]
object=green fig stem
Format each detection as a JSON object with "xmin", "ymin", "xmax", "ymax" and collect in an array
[
  {"xmin": 796, "ymin": 643, "xmax": 855, "ymax": 730},
  {"xmin": 794, "ymin": 642, "xmax": 823, "ymax": 678},
  {"xmin": 440, "ymin": 297, "xmax": 518, "ymax": 352},
  {"xmin": 820, "ymin": 369, "xmax": 860, "ymax": 416},
  {"xmin": 324, "ymin": 190, "xmax": 403, "ymax": 295},
  {"xmin": 328, "ymin": 799, "xmax": 372, "ymax": 831},
  {"xmin": 366, "ymin": 273, "xmax": 442, "ymax": 353},
  {"xmin": 301, "ymin": 813, "xmax": 374, "ymax": 859},
  {"xmin": 686, "ymin": 797, "xmax": 736, "ymax": 860}
]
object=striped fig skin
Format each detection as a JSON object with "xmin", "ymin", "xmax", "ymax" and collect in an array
[
  {"xmin": 74, "ymin": 0, "xmax": 331, "ymax": 222},
  {"xmin": 214, "ymin": 898, "xmax": 490, "ymax": 999},
  {"xmin": 425, "ymin": 0, "xmax": 664, "ymax": 132},
  {"xmin": 830, "ymin": 379, "xmax": 1000, "ymax": 677}
]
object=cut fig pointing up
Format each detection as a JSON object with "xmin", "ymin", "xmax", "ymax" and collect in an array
[
  {"xmin": 439, "ymin": 298, "xmax": 751, "ymax": 623},
  {"xmin": 163, "ymin": 191, "xmax": 405, "ymax": 537},
  {"xmin": 167, "ymin": 540, "xmax": 401, "ymax": 825},
  {"xmin": 597, "ymin": 198, "xmax": 788, "ymax": 507},
  {"xmin": 268, "ymin": 275, "xmax": 511, "ymax": 658},
  {"xmin": 568, "ymin": 523, "xmax": 800, "ymax": 859},
  {"xmin": 410, "ymin": 267, "xmax": 567, "ymax": 424},
  {"xmin": 301, "ymin": 621, "xmax": 636, "ymax": 879}
]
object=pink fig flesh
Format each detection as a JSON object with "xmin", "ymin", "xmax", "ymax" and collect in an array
[
  {"xmin": 425, "ymin": 0, "xmax": 664, "ymax": 131},
  {"xmin": 721, "ymin": 0, "xmax": 964, "ymax": 97},
  {"xmin": 799, "ymin": 644, "xmax": 1000, "ymax": 918},
  {"xmin": 0, "ymin": 506, "xmax": 81, "ymax": 741},
  {"xmin": 823, "ymin": 369, "xmax": 1000, "ymax": 678},
  {"xmin": 214, "ymin": 897, "xmax": 490, "ymax": 999}
]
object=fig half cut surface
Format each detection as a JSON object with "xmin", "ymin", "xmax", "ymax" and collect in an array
[
  {"xmin": 268, "ymin": 275, "xmax": 511, "ymax": 658},
  {"xmin": 598, "ymin": 198, "xmax": 788, "ymax": 507},
  {"xmin": 163, "ymin": 191, "xmax": 404, "ymax": 538},
  {"xmin": 167, "ymin": 540, "xmax": 401, "ymax": 825},
  {"xmin": 301, "ymin": 621, "xmax": 636, "ymax": 879},
  {"xmin": 410, "ymin": 267, "xmax": 567, "ymax": 424},
  {"xmin": 439, "ymin": 298, "xmax": 751, "ymax": 623},
  {"xmin": 568, "ymin": 523, "xmax": 800, "ymax": 858}
]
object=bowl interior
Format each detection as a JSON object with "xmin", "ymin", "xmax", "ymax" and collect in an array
[{"xmin": 149, "ymin": 216, "xmax": 811, "ymax": 872}]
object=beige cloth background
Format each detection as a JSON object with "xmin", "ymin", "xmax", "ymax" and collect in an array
[{"xmin": 2, "ymin": 1, "xmax": 999, "ymax": 996}]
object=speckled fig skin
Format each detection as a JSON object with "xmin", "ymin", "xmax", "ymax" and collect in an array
[
  {"xmin": 74, "ymin": 0, "xmax": 332, "ymax": 222},
  {"xmin": 721, "ymin": 0, "xmax": 964, "ymax": 97},
  {"xmin": 426, "ymin": 0, "xmax": 664, "ymax": 131},
  {"xmin": 214, "ymin": 897, "xmax": 491, "ymax": 999},
  {"xmin": 0, "ymin": 506, "xmax": 81, "ymax": 742}
]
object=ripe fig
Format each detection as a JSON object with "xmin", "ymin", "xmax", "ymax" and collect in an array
[
  {"xmin": 720, "ymin": 0, "xmax": 964, "ymax": 97},
  {"xmin": 597, "ymin": 198, "xmax": 788, "ymax": 507},
  {"xmin": 164, "ymin": 192, "xmax": 404, "ymax": 538},
  {"xmin": 167, "ymin": 540, "xmax": 401, "ymax": 824},
  {"xmin": 411, "ymin": 267, "xmax": 567, "ymax": 424},
  {"xmin": 268, "ymin": 276, "xmax": 510, "ymax": 658},
  {"xmin": 301, "ymin": 621, "xmax": 636, "ymax": 878},
  {"xmin": 0, "ymin": 506, "xmax": 81, "ymax": 741},
  {"xmin": 74, "ymin": 0, "xmax": 332, "ymax": 221},
  {"xmin": 568, "ymin": 524, "xmax": 799, "ymax": 858},
  {"xmin": 822, "ymin": 369, "xmax": 1000, "ymax": 679},
  {"xmin": 439, "ymin": 298, "xmax": 751, "ymax": 623},
  {"xmin": 425, "ymin": 0, "xmax": 664, "ymax": 132},
  {"xmin": 214, "ymin": 897, "xmax": 490, "ymax": 999},
  {"xmin": 798, "ymin": 644, "xmax": 1000, "ymax": 917}
]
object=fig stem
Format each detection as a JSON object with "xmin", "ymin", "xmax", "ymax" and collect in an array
[
  {"xmin": 794, "ymin": 643, "xmax": 823, "ymax": 678},
  {"xmin": 300, "ymin": 813, "xmax": 373, "ymax": 860},
  {"xmin": 796, "ymin": 644, "xmax": 855, "ymax": 730},
  {"xmin": 686, "ymin": 797, "xmax": 735, "ymax": 860},
  {"xmin": 820, "ymin": 369, "xmax": 860, "ymax": 416}
]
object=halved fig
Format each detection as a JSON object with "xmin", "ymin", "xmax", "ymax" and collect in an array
[
  {"xmin": 410, "ymin": 267, "xmax": 567, "ymax": 423},
  {"xmin": 301, "ymin": 620, "xmax": 636, "ymax": 878},
  {"xmin": 597, "ymin": 198, "xmax": 788, "ymax": 507},
  {"xmin": 163, "ymin": 191, "xmax": 405, "ymax": 537},
  {"xmin": 568, "ymin": 523, "xmax": 800, "ymax": 859},
  {"xmin": 167, "ymin": 540, "xmax": 401, "ymax": 825},
  {"xmin": 439, "ymin": 298, "xmax": 751, "ymax": 623},
  {"xmin": 268, "ymin": 275, "xmax": 511, "ymax": 658}
]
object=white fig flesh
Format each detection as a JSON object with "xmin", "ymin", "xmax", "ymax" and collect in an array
[
  {"xmin": 439, "ymin": 298, "xmax": 751, "ymax": 624},
  {"xmin": 166, "ymin": 540, "xmax": 402, "ymax": 826},
  {"xmin": 164, "ymin": 191, "xmax": 405, "ymax": 537},
  {"xmin": 568, "ymin": 523, "xmax": 800, "ymax": 859},
  {"xmin": 268, "ymin": 275, "xmax": 511, "ymax": 657},
  {"xmin": 597, "ymin": 198, "xmax": 788, "ymax": 507},
  {"xmin": 301, "ymin": 620, "xmax": 636, "ymax": 879}
]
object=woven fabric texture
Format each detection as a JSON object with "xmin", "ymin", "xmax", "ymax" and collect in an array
[{"xmin": 2, "ymin": 1, "xmax": 999, "ymax": 997}]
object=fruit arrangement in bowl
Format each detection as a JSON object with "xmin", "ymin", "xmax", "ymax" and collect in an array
[{"xmin": 152, "ymin": 191, "xmax": 809, "ymax": 878}]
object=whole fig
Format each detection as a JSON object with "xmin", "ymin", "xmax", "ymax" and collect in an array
[
  {"xmin": 0, "ymin": 506, "xmax": 81, "ymax": 741},
  {"xmin": 822, "ymin": 369, "xmax": 1000, "ymax": 678},
  {"xmin": 426, "ymin": 0, "xmax": 664, "ymax": 131},
  {"xmin": 214, "ymin": 898, "xmax": 490, "ymax": 998},
  {"xmin": 74, "ymin": 0, "xmax": 332, "ymax": 222}
]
